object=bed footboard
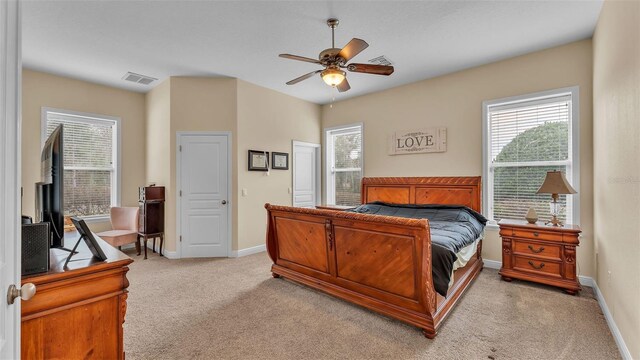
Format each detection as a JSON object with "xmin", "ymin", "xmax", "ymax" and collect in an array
[{"xmin": 265, "ymin": 204, "xmax": 443, "ymax": 336}]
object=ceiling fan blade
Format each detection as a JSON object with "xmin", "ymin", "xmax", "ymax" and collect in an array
[
  {"xmin": 337, "ymin": 38, "xmax": 369, "ymax": 62},
  {"xmin": 286, "ymin": 70, "xmax": 322, "ymax": 85},
  {"xmin": 279, "ymin": 54, "xmax": 321, "ymax": 64},
  {"xmin": 337, "ymin": 78, "xmax": 351, "ymax": 93},
  {"xmin": 347, "ymin": 63, "xmax": 394, "ymax": 76}
]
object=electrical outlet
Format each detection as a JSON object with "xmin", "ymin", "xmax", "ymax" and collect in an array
[
  {"xmin": 242, "ymin": 188, "xmax": 248, "ymax": 197},
  {"xmin": 287, "ymin": 187, "xmax": 292, "ymax": 194},
  {"xmin": 608, "ymin": 270, "xmax": 612, "ymax": 282}
]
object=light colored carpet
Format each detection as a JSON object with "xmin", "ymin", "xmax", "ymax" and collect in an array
[{"xmin": 123, "ymin": 251, "xmax": 620, "ymax": 360}]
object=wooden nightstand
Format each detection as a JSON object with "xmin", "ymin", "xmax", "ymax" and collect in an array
[{"xmin": 498, "ymin": 219, "xmax": 581, "ymax": 295}]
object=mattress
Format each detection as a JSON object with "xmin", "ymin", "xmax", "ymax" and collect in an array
[{"xmin": 448, "ymin": 235, "xmax": 483, "ymax": 289}]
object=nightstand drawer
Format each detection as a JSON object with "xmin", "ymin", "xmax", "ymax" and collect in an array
[
  {"xmin": 511, "ymin": 228, "xmax": 563, "ymax": 242},
  {"xmin": 512, "ymin": 240, "xmax": 562, "ymax": 260},
  {"xmin": 513, "ymin": 256, "xmax": 561, "ymax": 278}
]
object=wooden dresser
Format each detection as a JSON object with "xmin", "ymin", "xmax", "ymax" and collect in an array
[
  {"xmin": 498, "ymin": 219, "xmax": 581, "ymax": 294},
  {"xmin": 21, "ymin": 234, "xmax": 133, "ymax": 359}
]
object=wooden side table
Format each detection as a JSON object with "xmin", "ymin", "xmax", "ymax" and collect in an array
[
  {"xmin": 138, "ymin": 188, "xmax": 164, "ymax": 260},
  {"xmin": 138, "ymin": 232, "xmax": 164, "ymax": 259},
  {"xmin": 498, "ymin": 219, "xmax": 581, "ymax": 294}
]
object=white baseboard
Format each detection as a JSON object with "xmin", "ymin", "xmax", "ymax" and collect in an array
[
  {"xmin": 140, "ymin": 240, "xmax": 179, "ymax": 259},
  {"xmin": 578, "ymin": 275, "xmax": 594, "ymax": 288},
  {"xmin": 160, "ymin": 250, "xmax": 179, "ymax": 259},
  {"xmin": 120, "ymin": 244, "xmax": 135, "ymax": 251},
  {"xmin": 482, "ymin": 259, "xmax": 630, "ymax": 359},
  {"xmin": 591, "ymin": 279, "xmax": 633, "ymax": 359},
  {"xmin": 139, "ymin": 241, "xmax": 265, "ymax": 259},
  {"xmin": 483, "ymin": 259, "xmax": 502, "ymax": 269},
  {"xmin": 231, "ymin": 244, "xmax": 266, "ymax": 258}
]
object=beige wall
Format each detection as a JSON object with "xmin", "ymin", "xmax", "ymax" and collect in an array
[
  {"xmin": 145, "ymin": 77, "xmax": 239, "ymax": 253},
  {"xmin": 22, "ymin": 69, "xmax": 146, "ymax": 233},
  {"xmin": 145, "ymin": 77, "xmax": 321, "ymax": 253},
  {"xmin": 146, "ymin": 79, "xmax": 171, "ymax": 190},
  {"xmin": 593, "ymin": 0, "xmax": 640, "ymax": 357},
  {"xmin": 236, "ymin": 80, "xmax": 322, "ymax": 250},
  {"xmin": 322, "ymin": 40, "xmax": 594, "ymax": 276},
  {"xmin": 169, "ymin": 77, "xmax": 238, "ymax": 253}
]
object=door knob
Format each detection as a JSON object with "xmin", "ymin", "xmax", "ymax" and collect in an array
[
  {"xmin": 221, "ymin": 200, "xmax": 227, "ymax": 205},
  {"xmin": 7, "ymin": 283, "xmax": 36, "ymax": 305}
]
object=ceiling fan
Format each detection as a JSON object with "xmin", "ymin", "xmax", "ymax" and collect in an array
[{"xmin": 279, "ymin": 18, "xmax": 394, "ymax": 92}]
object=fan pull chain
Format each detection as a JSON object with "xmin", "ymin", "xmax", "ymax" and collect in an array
[{"xmin": 329, "ymin": 88, "xmax": 336, "ymax": 108}]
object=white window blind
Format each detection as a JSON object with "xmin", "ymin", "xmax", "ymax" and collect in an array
[
  {"xmin": 326, "ymin": 124, "xmax": 363, "ymax": 206},
  {"xmin": 44, "ymin": 110, "xmax": 119, "ymax": 218},
  {"xmin": 485, "ymin": 90, "xmax": 578, "ymax": 224}
]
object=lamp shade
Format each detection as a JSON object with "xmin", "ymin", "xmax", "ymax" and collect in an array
[
  {"xmin": 321, "ymin": 68, "xmax": 345, "ymax": 87},
  {"xmin": 536, "ymin": 170, "xmax": 577, "ymax": 195}
]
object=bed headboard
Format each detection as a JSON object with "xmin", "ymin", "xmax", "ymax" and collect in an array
[{"xmin": 361, "ymin": 177, "xmax": 482, "ymax": 212}]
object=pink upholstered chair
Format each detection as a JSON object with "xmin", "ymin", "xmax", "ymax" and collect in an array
[{"xmin": 97, "ymin": 207, "xmax": 140, "ymax": 255}]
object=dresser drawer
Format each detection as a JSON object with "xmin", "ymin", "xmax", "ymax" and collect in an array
[
  {"xmin": 512, "ymin": 240, "xmax": 562, "ymax": 260},
  {"xmin": 22, "ymin": 267, "xmax": 127, "ymax": 319},
  {"xmin": 513, "ymin": 256, "xmax": 561, "ymax": 278},
  {"xmin": 510, "ymin": 228, "xmax": 563, "ymax": 242}
]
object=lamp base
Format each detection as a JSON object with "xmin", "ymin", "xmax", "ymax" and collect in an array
[{"xmin": 545, "ymin": 215, "xmax": 564, "ymax": 227}]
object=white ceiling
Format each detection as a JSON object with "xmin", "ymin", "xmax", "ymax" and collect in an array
[{"xmin": 22, "ymin": 1, "xmax": 603, "ymax": 105}]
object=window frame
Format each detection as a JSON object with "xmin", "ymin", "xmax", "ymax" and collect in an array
[
  {"xmin": 41, "ymin": 107, "xmax": 122, "ymax": 222},
  {"xmin": 324, "ymin": 123, "xmax": 364, "ymax": 206},
  {"xmin": 482, "ymin": 86, "xmax": 580, "ymax": 228}
]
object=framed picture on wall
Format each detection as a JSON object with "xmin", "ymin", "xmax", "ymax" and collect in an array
[
  {"xmin": 272, "ymin": 152, "xmax": 289, "ymax": 170},
  {"xmin": 248, "ymin": 150, "xmax": 269, "ymax": 171}
]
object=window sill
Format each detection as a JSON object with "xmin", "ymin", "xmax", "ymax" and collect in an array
[{"xmin": 77, "ymin": 215, "xmax": 110, "ymax": 223}]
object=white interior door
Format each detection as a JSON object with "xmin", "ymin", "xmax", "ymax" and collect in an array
[
  {"xmin": 293, "ymin": 141, "xmax": 320, "ymax": 208},
  {"xmin": 1, "ymin": 1, "xmax": 21, "ymax": 358},
  {"xmin": 178, "ymin": 133, "xmax": 230, "ymax": 258}
]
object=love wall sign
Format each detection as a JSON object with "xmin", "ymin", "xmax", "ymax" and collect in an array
[{"xmin": 388, "ymin": 127, "xmax": 447, "ymax": 155}]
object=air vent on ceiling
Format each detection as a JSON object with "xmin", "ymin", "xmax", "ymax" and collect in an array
[
  {"xmin": 368, "ymin": 55, "xmax": 393, "ymax": 66},
  {"xmin": 122, "ymin": 72, "xmax": 157, "ymax": 85}
]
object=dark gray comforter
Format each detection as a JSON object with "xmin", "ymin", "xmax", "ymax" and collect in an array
[{"xmin": 347, "ymin": 202, "xmax": 487, "ymax": 297}]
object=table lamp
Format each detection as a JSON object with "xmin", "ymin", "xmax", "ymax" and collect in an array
[{"xmin": 536, "ymin": 170, "xmax": 576, "ymax": 226}]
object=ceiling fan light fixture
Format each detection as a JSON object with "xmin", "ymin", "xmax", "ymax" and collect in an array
[
  {"xmin": 280, "ymin": 18, "xmax": 392, "ymax": 92},
  {"xmin": 321, "ymin": 68, "xmax": 346, "ymax": 87}
]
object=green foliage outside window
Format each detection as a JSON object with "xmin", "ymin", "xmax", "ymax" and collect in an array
[{"xmin": 493, "ymin": 122, "xmax": 570, "ymax": 222}]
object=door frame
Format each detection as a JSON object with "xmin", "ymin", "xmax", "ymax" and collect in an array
[
  {"xmin": 0, "ymin": 0, "xmax": 22, "ymax": 358},
  {"xmin": 291, "ymin": 140, "xmax": 321, "ymax": 207},
  {"xmin": 176, "ymin": 131, "xmax": 233, "ymax": 259}
]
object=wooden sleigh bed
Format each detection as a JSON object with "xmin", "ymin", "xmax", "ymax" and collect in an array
[{"xmin": 265, "ymin": 177, "xmax": 483, "ymax": 338}]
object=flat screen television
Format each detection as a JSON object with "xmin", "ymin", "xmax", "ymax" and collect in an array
[{"xmin": 38, "ymin": 124, "xmax": 65, "ymax": 249}]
